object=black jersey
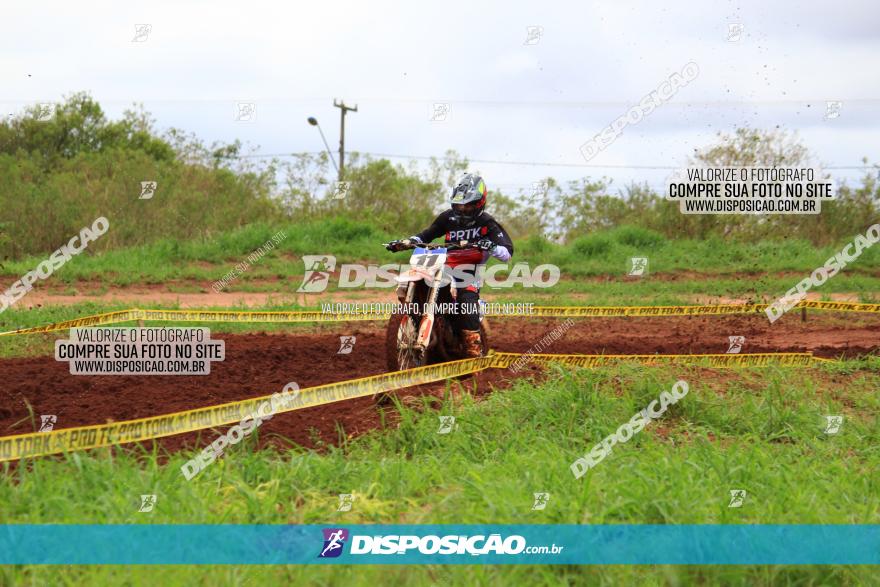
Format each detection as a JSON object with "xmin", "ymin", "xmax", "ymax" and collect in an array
[{"xmin": 413, "ymin": 210, "xmax": 514, "ymax": 256}]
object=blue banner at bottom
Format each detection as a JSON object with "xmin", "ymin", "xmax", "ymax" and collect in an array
[{"xmin": 0, "ymin": 525, "xmax": 877, "ymax": 565}]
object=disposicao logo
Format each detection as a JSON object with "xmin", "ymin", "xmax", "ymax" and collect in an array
[
  {"xmin": 318, "ymin": 528, "xmax": 349, "ymax": 558},
  {"xmin": 316, "ymin": 530, "xmax": 562, "ymax": 558}
]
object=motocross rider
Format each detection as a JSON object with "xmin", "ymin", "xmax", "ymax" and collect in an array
[{"xmin": 386, "ymin": 173, "xmax": 514, "ymax": 358}]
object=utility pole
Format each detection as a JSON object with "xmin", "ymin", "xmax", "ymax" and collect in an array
[{"xmin": 333, "ymin": 99, "xmax": 357, "ymax": 181}]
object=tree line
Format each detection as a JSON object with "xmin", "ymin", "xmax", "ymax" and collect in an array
[{"xmin": 1, "ymin": 93, "xmax": 877, "ymax": 260}]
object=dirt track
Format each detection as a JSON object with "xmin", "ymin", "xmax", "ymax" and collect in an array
[
  {"xmin": 0, "ymin": 312, "xmax": 877, "ymax": 455},
  {"xmin": 7, "ymin": 275, "xmax": 876, "ymax": 309}
]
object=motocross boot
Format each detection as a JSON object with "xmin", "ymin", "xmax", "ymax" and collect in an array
[{"xmin": 460, "ymin": 329, "xmax": 483, "ymax": 358}]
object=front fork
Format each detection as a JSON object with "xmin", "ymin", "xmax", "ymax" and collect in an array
[
  {"xmin": 397, "ymin": 278, "xmax": 447, "ymax": 353},
  {"xmin": 415, "ymin": 281, "xmax": 440, "ymax": 351},
  {"xmin": 395, "ymin": 281, "xmax": 430, "ymax": 353}
]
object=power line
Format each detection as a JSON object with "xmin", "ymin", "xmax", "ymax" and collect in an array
[
  {"xmin": 340, "ymin": 97, "xmax": 880, "ymax": 108},
  {"xmin": 38, "ymin": 96, "xmax": 880, "ymax": 107},
  {"xmin": 237, "ymin": 150, "xmax": 876, "ymax": 171}
]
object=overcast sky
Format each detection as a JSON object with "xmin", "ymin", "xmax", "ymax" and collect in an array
[{"xmin": 4, "ymin": 0, "xmax": 878, "ymax": 195}]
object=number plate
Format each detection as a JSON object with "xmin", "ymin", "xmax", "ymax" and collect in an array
[{"xmin": 410, "ymin": 247, "xmax": 447, "ymax": 269}]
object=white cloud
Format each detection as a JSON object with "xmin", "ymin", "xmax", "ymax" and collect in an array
[{"xmin": 2, "ymin": 0, "xmax": 877, "ymax": 192}]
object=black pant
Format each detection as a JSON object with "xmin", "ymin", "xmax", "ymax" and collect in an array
[{"xmin": 436, "ymin": 286, "xmax": 481, "ymax": 332}]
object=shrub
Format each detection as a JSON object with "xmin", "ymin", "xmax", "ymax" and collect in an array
[
  {"xmin": 612, "ymin": 225, "xmax": 666, "ymax": 249},
  {"xmin": 572, "ymin": 234, "xmax": 613, "ymax": 257}
]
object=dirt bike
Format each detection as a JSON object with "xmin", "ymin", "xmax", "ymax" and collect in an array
[{"xmin": 383, "ymin": 241, "xmax": 490, "ymax": 372}]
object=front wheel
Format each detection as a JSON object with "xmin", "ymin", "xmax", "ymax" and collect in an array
[
  {"xmin": 385, "ymin": 313, "xmax": 425, "ymax": 372},
  {"xmin": 377, "ymin": 313, "xmax": 426, "ymax": 406}
]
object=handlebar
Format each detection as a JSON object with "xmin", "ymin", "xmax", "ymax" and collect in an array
[{"xmin": 383, "ymin": 240, "xmax": 480, "ymax": 252}]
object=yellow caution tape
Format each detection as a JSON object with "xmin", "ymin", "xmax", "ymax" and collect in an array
[
  {"xmin": 520, "ymin": 305, "xmax": 768, "ymax": 317},
  {"xmin": 517, "ymin": 301, "xmax": 880, "ymax": 317},
  {"xmin": 0, "ymin": 355, "xmax": 495, "ymax": 462},
  {"xmin": 1, "ymin": 300, "xmax": 877, "ymax": 337},
  {"xmin": 0, "ymin": 351, "xmax": 823, "ymax": 462},
  {"xmin": 495, "ymin": 352, "xmax": 828, "ymax": 369},
  {"xmin": 800, "ymin": 300, "xmax": 880, "ymax": 313},
  {"xmin": 0, "ymin": 310, "xmax": 140, "ymax": 336},
  {"xmin": 0, "ymin": 308, "xmax": 381, "ymax": 336}
]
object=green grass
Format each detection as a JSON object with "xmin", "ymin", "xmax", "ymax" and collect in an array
[
  {"xmin": 2, "ymin": 220, "xmax": 879, "ymax": 328},
  {"xmin": 1, "ymin": 564, "xmax": 870, "ymax": 586},
  {"xmin": 0, "ymin": 219, "xmax": 381, "ymax": 285},
  {"xmin": 483, "ymin": 274, "xmax": 880, "ymax": 303},
  {"xmin": 1, "ymin": 220, "xmax": 877, "ymax": 582},
  {"xmin": 2, "ymin": 221, "xmax": 880, "ymax": 286},
  {"xmin": 1, "ymin": 362, "xmax": 878, "ymax": 584}
]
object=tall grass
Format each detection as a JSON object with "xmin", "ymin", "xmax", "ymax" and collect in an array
[
  {"xmin": 0, "ymin": 149, "xmax": 281, "ymax": 261},
  {"xmin": 4, "ymin": 220, "xmax": 880, "ymax": 283}
]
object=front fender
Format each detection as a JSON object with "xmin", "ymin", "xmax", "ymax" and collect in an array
[{"xmin": 396, "ymin": 269, "xmax": 429, "ymax": 283}]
